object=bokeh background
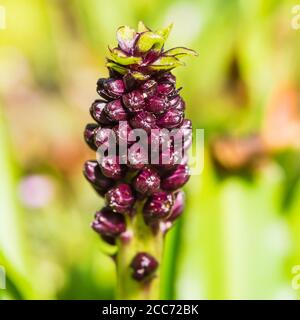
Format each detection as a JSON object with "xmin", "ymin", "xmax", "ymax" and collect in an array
[{"xmin": 1, "ymin": 0, "xmax": 300, "ymax": 300}]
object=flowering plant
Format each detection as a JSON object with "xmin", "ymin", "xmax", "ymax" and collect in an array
[{"xmin": 84, "ymin": 22, "xmax": 197, "ymax": 299}]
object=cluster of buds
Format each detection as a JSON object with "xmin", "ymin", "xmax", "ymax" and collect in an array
[{"xmin": 83, "ymin": 22, "xmax": 196, "ymax": 281}]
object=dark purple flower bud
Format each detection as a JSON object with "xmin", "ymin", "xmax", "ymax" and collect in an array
[
  {"xmin": 172, "ymin": 119, "xmax": 192, "ymax": 151},
  {"xmin": 83, "ymin": 160, "xmax": 114, "ymax": 195},
  {"xmin": 154, "ymin": 146, "xmax": 182, "ymax": 171},
  {"xmin": 157, "ymin": 108, "xmax": 184, "ymax": 129},
  {"xmin": 123, "ymin": 73, "xmax": 138, "ymax": 91},
  {"xmin": 100, "ymin": 155, "xmax": 125, "ymax": 180},
  {"xmin": 84, "ymin": 123, "xmax": 98, "ymax": 150},
  {"xmin": 145, "ymin": 95, "xmax": 169, "ymax": 115},
  {"xmin": 181, "ymin": 119, "xmax": 192, "ymax": 150},
  {"xmin": 105, "ymin": 183, "xmax": 135, "ymax": 214},
  {"xmin": 181, "ymin": 118, "xmax": 192, "ymax": 130},
  {"xmin": 156, "ymin": 82, "xmax": 175, "ymax": 96},
  {"xmin": 140, "ymin": 79, "xmax": 157, "ymax": 98},
  {"xmin": 133, "ymin": 167, "xmax": 160, "ymax": 196},
  {"xmin": 156, "ymin": 72, "xmax": 176, "ymax": 85},
  {"xmin": 130, "ymin": 252, "xmax": 158, "ymax": 281},
  {"xmin": 149, "ymin": 129, "xmax": 172, "ymax": 151},
  {"xmin": 112, "ymin": 121, "xmax": 133, "ymax": 145},
  {"xmin": 161, "ymin": 164, "xmax": 190, "ymax": 191},
  {"xmin": 130, "ymin": 111, "xmax": 158, "ymax": 133},
  {"xmin": 104, "ymin": 99, "xmax": 128, "ymax": 122},
  {"xmin": 90, "ymin": 100, "xmax": 111, "ymax": 125},
  {"xmin": 97, "ymin": 78, "xmax": 125, "ymax": 100},
  {"xmin": 167, "ymin": 191, "xmax": 185, "ymax": 222},
  {"xmin": 183, "ymin": 134, "xmax": 192, "ymax": 151},
  {"xmin": 94, "ymin": 126, "xmax": 114, "ymax": 149},
  {"xmin": 91, "ymin": 207, "xmax": 126, "ymax": 238},
  {"xmin": 169, "ymin": 95, "xmax": 185, "ymax": 111},
  {"xmin": 180, "ymin": 154, "xmax": 189, "ymax": 166},
  {"xmin": 143, "ymin": 191, "xmax": 174, "ymax": 224},
  {"xmin": 122, "ymin": 90, "xmax": 145, "ymax": 113},
  {"xmin": 126, "ymin": 144, "xmax": 149, "ymax": 170},
  {"xmin": 83, "ymin": 160, "xmax": 99, "ymax": 183}
]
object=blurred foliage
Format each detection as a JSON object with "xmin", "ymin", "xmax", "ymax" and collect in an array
[{"xmin": 0, "ymin": 0, "xmax": 300, "ymax": 299}]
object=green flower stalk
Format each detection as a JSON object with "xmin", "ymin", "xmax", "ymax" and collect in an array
[{"xmin": 83, "ymin": 22, "xmax": 197, "ymax": 299}]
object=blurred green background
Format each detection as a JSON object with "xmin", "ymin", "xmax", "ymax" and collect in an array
[{"xmin": 1, "ymin": 0, "xmax": 300, "ymax": 300}]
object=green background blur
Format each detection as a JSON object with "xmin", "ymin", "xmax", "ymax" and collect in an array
[{"xmin": 1, "ymin": 0, "xmax": 300, "ymax": 300}]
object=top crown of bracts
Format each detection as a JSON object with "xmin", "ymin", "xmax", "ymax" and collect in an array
[{"xmin": 84, "ymin": 22, "xmax": 197, "ymax": 282}]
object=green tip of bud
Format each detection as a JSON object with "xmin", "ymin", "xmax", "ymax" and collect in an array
[
  {"xmin": 137, "ymin": 21, "xmax": 150, "ymax": 33},
  {"xmin": 156, "ymin": 23, "xmax": 173, "ymax": 41},
  {"xmin": 164, "ymin": 47, "xmax": 198, "ymax": 58},
  {"xmin": 107, "ymin": 23, "xmax": 197, "ymax": 75},
  {"xmin": 135, "ymin": 31, "xmax": 165, "ymax": 53}
]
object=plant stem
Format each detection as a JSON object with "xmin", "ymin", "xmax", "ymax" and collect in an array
[{"xmin": 116, "ymin": 202, "xmax": 164, "ymax": 300}]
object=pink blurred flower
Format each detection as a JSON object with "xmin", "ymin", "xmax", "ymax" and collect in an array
[{"xmin": 18, "ymin": 175, "xmax": 54, "ymax": 209}]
